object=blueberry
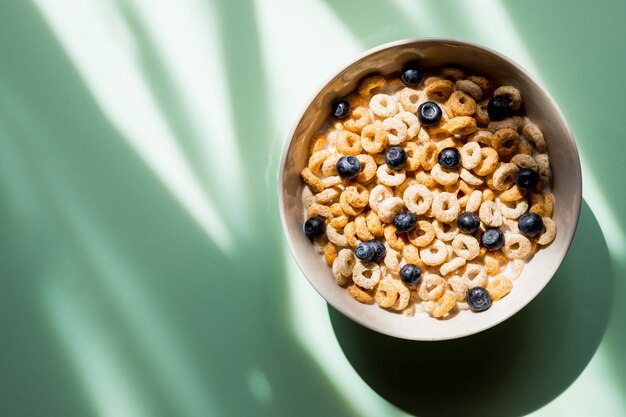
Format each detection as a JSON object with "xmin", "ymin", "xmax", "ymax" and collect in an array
[
  {"xmin": 481, "ymin": 228, "xmax": 504, "ymax": 250},
  {"xmin": 467, "ymin": 287, "xmax": 492, "ymax": 312},
  {"xmin": 515, "ymin": 168, "xmax": 539, "ymax": 190},
  {"xmin": 386, "ymin": 146, "xmax": 407, "ymax": 170},
  {"xmin": 304, "ymin": 216, "xmax": 325, "ymax": 240},
  {"xmin": 336, "ymin": 155, "xmax": 361, "ymax": 179},
  {"xmin": 393, "ymin": 211, "xmax": 417, "ymax": 233},
  {"xmin": 518, "ymin": 212, "xmax": 544, "ymax": 237},
  {"xmin": 355, "ymin": 242, "xmax": 375, "ymax": 261},
  {"xmin": 332, "ymin": 100, "xmax": 350, "ymax": 118},
  {"xmin": 438, "ymin": 147, "xmax": 461, "ymax": 168},
  {"xmin": 487, "ymin": 96, "xmax": 512, "ymax": 121},
  {"xmin": 369, "ymin": 240, "xmax": 386, "ymax": 262},
  {"xmin": 417, "ymin": 101, "xmax": 442, "ymax": 126},
  {"xmin": 400, "ymin": 264, "xmax": 422, "ymax": 286},
  {"xmin": 400, "ymin": 63, "xmax": 423, "ymax": 87},
  {"xmin": 457, "ymin": 212, "xmax": 480, "ymax": 234}
]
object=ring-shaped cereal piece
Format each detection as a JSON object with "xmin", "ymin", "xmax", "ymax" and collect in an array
[
  {"xmin": 478, "ymin": 200, "xmax": 503, "ymax": 227},
  {"xmin": 468, "ymin": 130, "xmax": 493, "ymax": 146},
  {"xmin": 324, "ymin": 242, "xmax": 337, "ymax": 266},
  {"xmin": 435, "ymin": 137, "xmax": 459, "ymax": 151},
  {"xmin": 499, "ymin": 185, "xmax": 526, "ymax": 203},
  {"xmin": 403, "ymin": 184, "xmax": 432, "ymax": 215},
  {"xmin": 402, "ymin": 244, "xmax": 426, "ymax": 270},
  {"xmin": 455, "ymin": 79, "xmax": 483, "ymax": 100},
  {"xmin": 440, "ymin": 257, "xmax": 466, "ymax": 276},
  {"xmin": 452, "ymin": 234, "xmax": 480, "ymax": 260},
  {"xmin": 420, "ymin": 142, "xmax": 439, "ymax": 170},
  {"xmin": 332, "ymin": 248, "xmax": 355, "ymax": 283},
  {"xmin": 447, "ymin": 178, "xmax": 475, "ymax": 206},
  {"xmin": 482, "ymin": 189, "xmax": 495, "ymax": 202},
  {"xmin": 315, "ymin": 187, "xmax": 340, "ymax": 204},
  {"xmin": 420, "ymin": 239, "xmax": 448, "ymax": 266},
  {"xmin": 503, "ymin": 233, "xmax": 531, "ymax": 259},
  {"xmin": 418, "ymin": 273, "xmax": 446, "ymax": 301},
  {"xmin": 431, "ymin": 163, "xmax": 460, "ymax": 186},
  {"xmin": 382, "ymin": 117, "xmax": 408, "ymax": 145},
  {"xmin": 354, "ymin": 214, "xmax": 374, "ymax": 241},
  {"xmin": 342, "ymin": 106, "xmax": 371, "ymax": 134},
  {"xmin": 383, "ymin": 245, "xmax": 402, "ymax": 275},
  {"xmin": 392, "ymin": 281, "xmax": 410, "ymax": 310},
  {"xmin": 394, "ymin": 178, "xmax": 416, "ymax": 199},
  {"xmin": 301, "ymin": 167, "xmax": 325, "ymax": 193},
  {"xmin": 432, "ymin": 220, "xmax": 459, "ymax": 242},
  {"xmin": 446, "ymin": 90, "xmax": 476, "ymax": 116},
  {"xmin": 358, "ymin": 75, "xmax": 386, "ymax": 97},
  {"xmin": 463, "ymin": 263, "xmax": 488, "ymax": 287},
  {"xmin": 344, "ymin": 221, "xmax": 361, "ymax": 248},
  {"xmin": 426, "ymin": 292, "xmax": 457, "ymax": 318},
  {"xmin": 399, "ymin": 87, "xmax": 422, "ymax": 113},
  {"xmin": 460, "ymin": 167, "xmax": 484, "ymax": 186},
  {"xmin": 492, "ymin": 128, "xmax": 520, "ymax": 158},
  {"xmin": 336, "ymin": 130, "xmax": 363, "ymax": 155},
  {"xmin": 356, "ymin": 154, "xmax": 377, "ymax": 183},
  {"xmin": 475, "ymin": 100, "xmax": 491, "ymax": 126},
  {"xmin": 484, "ymin": 253, "xmax": 501, "ymax": 276},
  {"xmin": 460, "ymin": 142, "xmax": 482, "ymax": 170},
  {"xmin": 326, "ymin": 224, "xmax": 349, "ymax": 247},
  {"xmin": 492, "ymin": 162, "xmax": 519, "ymax": 191},
  {"xmin": 321, "ymin": 153, "xmax": 341, "ymax": 177},
  {"xmin": 404, "ymin": 143, "xmax": 421, "ymax": 171},
  {"xmin": 467, "ymin": 75, "xmax": 492, "ymax": 94},
  {"xmin": 473, "ymin": 147, "xmax": 499, "ymax": 176},
  {"xmin": 511, "ymin": 259, "xmax": 525, "ymax": 280},
  {"xmin": 499, "ymin": 199, "xmax": 529, "ymax": 219},
  {"xmin": 308, "ymin": 150, "xmax": 330, "ymax": 175},
  {"xmin": 487, "ymin": 275, "xmax": 513, "ymax": 300},
  {"xmin": 536, "ymin": 217, "xmax": 556, "ymax": 245},
  {"xmin": 370, "ymin": 93, "xmax": 398, "ymax": 118},
  {"xmin": 510, "ymin": 153, "xmax": 538, "ymax": 171},
  {"xmin": 307, "ymin": 203, "xmax": 333, "ymax": 220},
  {"xmin": 344, "ymin": 184, "xmax": 370, "ymax": 208},
  {"xmin": 348, "ymin": 284, "xmax": 374, "ymax": 303},
  {"xmin": 395, "ymin": 111, "xmax": 421, "ymax": 139},
  {"xmin": 465, "ymin": 190, "xmax": 483, "ymax": 213},
  {"xmin": 542, "ymin": 192, "xmax": 554, "ymax": 217},
  {"xmin": 535, "ymin": 153, "xmax": 551, "ymax": 189},
  {"xmin": 376, "ymin": 164, "xmax": 406, "ymax": 187},
  {"xmin": 309, "ymin": 133, "xmax": 327, "ymax": 155},
  {"xmin": 523, "ymin": 124, "xmax": 547, "ymax": 152},
  {"xmin": 431, "ymin": 192, "xmax": 461, "ymax": 223},
  {"xmin": 369, "ymin": 184, "xmax": 393, "ymax": 211},
  {"xmin": 376, "ymin": 196, "xmax": 404, "ymax": 223},
  {"xmin": 408, "ymin": 220, "xmax": 436, "ymax": 247},
  {"xmin": 414, "ymin": 170, "xmax": 437, "ymax": 188},
  {"xmin": 352, "ymin": 260, "xmax": 381, "ymax": 290},
  {"xmin": 365, "ymin": 210, "xmax": 384, "ymax": 237},
  {"xmin": 329, "ymin": 203, "xmax": 349, "ymax": 228},
  {"xmin": 339, "ymin": 191, "xmax": 364, "ymax": 216},
  {"xmin": 494, "ymin": 85, "xmax": 522, "ymax": 110},
  {"xmin": 425, "ymin": 79, "xmax": 454, "ymax": 101},
  {"xmin": 488, "ymin": 116, "xmax": 524, "ymax": 134},
  {"xmin": 360, "ymin": 123, "xmax": 388, "ymax": 153},
  {"xmin": 384, "ymin": 224, "xmax": 407, "ymax": 251},
  {"xmin": 442, "ymin": 67, "xmax": 465, "ymax": 81},
  {"xmin": 444, "ymin": 116, "xmax": 478, "ymax": 136},
  {"xmin": 448, "ymin": 275, "xmax": 471, "ymax": 301},
  {"xmin": 375, "ymin": 278, "xmax": 399, "ymax": 308}
]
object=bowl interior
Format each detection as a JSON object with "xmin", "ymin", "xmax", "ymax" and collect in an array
[{"xmin": 279, "ymin": 39, "xmax": 581, "ymax": 340}]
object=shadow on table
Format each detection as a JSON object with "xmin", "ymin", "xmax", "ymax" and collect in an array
[{"xmin": 329, "ymin": 199, "xmax": 612, "ymax": 417}]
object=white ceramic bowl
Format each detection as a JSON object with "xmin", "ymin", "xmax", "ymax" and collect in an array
[{"xmin": 278, "ymin": 38, "xmax": 581, "ymax": 340}]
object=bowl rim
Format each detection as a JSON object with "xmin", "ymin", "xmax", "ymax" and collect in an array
[{"xmin": 277, "ymin": 37, "xmax": 582, "ymax": 341}]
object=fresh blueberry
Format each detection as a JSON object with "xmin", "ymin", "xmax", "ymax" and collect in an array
[
  {"xmin": 394, "ymin": 211, "xmax": 417, "ymax": 233},
  {"xmin": 518, "ymin": 212, "xmax": 544, "ymax": 237},
  {"xmin": 515, "ymin": 168, "xmax": 539, "ymax": 190},
  {"xmin": 400, "ymin": 63, "xmax": 423, "ymax": 87},
  {"xmin": 304, "ymin": 216, "xmax": 325, "ymax": 240},
  {"xmin": 400, "ymin": 264, "xmax": 422, "ymax": 286},
  {"xmin": 386, "ymin": 146, "xmax": 407, "ymax": 170},
  {"xmin": 355, "ymin": 242, "xmax": 375, "ymax": 262},
  {"xmin": 438, "ymin": 147, "xmax": 461, "ymax": 168},
  {"xmin": 332, "ymin": 100, "xmax": 350, "ymax": 118},
  {"xmin": 369, "ymin": 240, "xmax": 386, "ymax": 262},
  {"xmin": 481, "ymin": 228, "xmax": 504, "ymax": 250},
  {"xmin": 417, "ymin": 101, "xmax": 442, "ymax": 126},
  {"xmin": 467, "ymin": 287, "xmax": 492, "ymax": 312},
  {"xmin": 487, "ymin": 96, "xmax": 512, "ymax": 121},
  {"xmin": 457, "ymin": 212, "xmax": 480, "ymax": 234},
  {"xmin": 336, "ymin": 155, "xmax": 361, "ymax": 179}
]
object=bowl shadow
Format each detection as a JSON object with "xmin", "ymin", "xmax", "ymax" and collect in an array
[{"xmin": 328, "ymin": 199, "xmax": 612, "ymax": 417}]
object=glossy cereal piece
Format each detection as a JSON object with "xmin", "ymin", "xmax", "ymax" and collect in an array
[
  {"xmin": 408, "ymin": 220, "xmax": 436, "ymax": 248},
  {"xmin": 348, "ymin": 284, "xmax": 374, "ymax": 304},
  {"xmin": 420, "ymin": 239, "xmax": 449, "ymax": 266},
  {"xmin": 309, "ymin": 133, "xmax": 327, "ymax": 155},
  {"xmin": 482, "ymin": 188, "xmax": 495, "ymax": 201},
  {"xmin": 446, "ymin": 90, "xmax": 476, "ymax": 116},
  {"xmin": 324, "ymin": 242, "xmax": 338, "ymax": 266},
  {"xmin": 425, "ymin": 79, "xmax": 454, "ymax": 101},
  {"xmin": 358, "ymin": 75, "xmax": 386, "ymax": 97},
  {"xmin": 494, "ymin": 86, "xmax": 522, "ymax": 110},
  {"xmin": 336, "ymin": 130, "xmax": 362, "ymax": 155},
  {"xmin": 452, "ymin": 234, "xmax": 480, "ymax": 260},
  {"xmin": 301, "ymin": 167, "xmax": 325, "ymax": 193},
  {"xmin": 370, "ymin": 93, "xmax": 399, "ymax": 118},
  {"xmin": 487, "ymin": 275, "xmax": 513, "ymax": 300},
  {"xmin": 492, "ymin": 128, "xmax": 520, "ymax": 158},
  {"xmin": 473, "ymin": 147, "xmax": 499, "ymax": 176},
  {"xmin": 479, "ymin": 200, "xmax": 503, "ymax": 227},
  {"xmin": 542, "ymin": 192, "xmax": 555, "ymax": 217},
  {"xmin": 536, "ymin": 217, "xmax": 556, "ymax": 245},
  {"xmin": 523, "ymin": 123, "xmax": 547, "ymax": 152},
  {"xmin": 382, "ymin": 117, "xmax": 408, "ymax": 145},
  {"xmin": 431, "ymin": 163, "xmax": 460, "ymax": 186},
  {"xmin": 377, "ymin": 164, "xmax": 406, "ymax": 187},
  {"xmin": 431, "ymin": 192, "xmax": 461, "ymax": 223},
  {"xmin": 444, "ymin": 116, "xmax": 478, "ymax": 135},
  {"xmin": 455, "ymin": 79, "xmax": 483, "ymax": 100}
]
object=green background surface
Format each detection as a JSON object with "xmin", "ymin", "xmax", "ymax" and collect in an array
[{"xmin": 0, "ymin": 0, "xmax": 624, "ymax": 416}]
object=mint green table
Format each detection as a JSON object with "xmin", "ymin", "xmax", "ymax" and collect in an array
[{"xmin": 0, "ymin": 1, "xmax": 624, "ymax": 416}]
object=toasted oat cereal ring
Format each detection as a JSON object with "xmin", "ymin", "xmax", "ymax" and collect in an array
[
  {"xmin": 504, "ymin": 218, "xmax": 520, "ymax": 234},
  {"xmin": 460, "ymin": 168, "xmax": 483, "ymax": 187},
  {"xmin": 358, "ymin": 75, "xmax": 386, "ymax": 97},
  {"xmin": 446, "ymin": 90, "xmax": 476, "ymax": 117},
  {"xmin": 309, "ymin": 133, "xmax": 327, "ymax": 155},
  {"xmin": 308, "ymin": 150, "xmax": 330, "ymax": 175},
  {"xmin": 535, "ymin": 153, "xmax": 551, "ymax": 189},
  {"xmin": 420, "ymin": 239, "xmax": 448, "ymax": 266},
  {"xmin": 448, "ymin": 275, "xmax": 470, "ymax": 301},
  {"xmin": 473, "ymin": 147, "xmax": 499, "ymax": 176},
  {"xmin": 500, "ymin": 199, "xmax": 529, "ymax": 220},
  {"xmin": 402, "ymin": 181, "xmax": 432, "ymax": 211},
  {"xmin": 302, "ymin": 186, "xmax": 315, "ymax": 209},
  {"xmin": 307, "ymin": 203, "xmax": 333, "ymax": 220},
  {"xmin": 492, "ymin": 162, "xmax": 519, "ymax": 191},
  {"xmin": 433, "ymin": 220, "xmax": 459, "ymax": 242},
  {"xmin": 418, "ymin": 273, "xmax": 446, "ymax": 301},
  {"xmin": 402, "ymin": 244, "xmax": 426, "ymax": 270},
  {"xmin": 399, "ymin": 87, "xmax": 422, "ymax": 113},
  {"xmin": 498, "ymin": 185, "xmax": 524, "ymax": 203},
  {"xmin": 395, "ymin": 111, "xmax": 421, "ymax": 139},
  {"xmin": 384, "ymin": 245, "xmax": 402, "ymax": 275},
  {"xmin": 408, "ymin": 220, "xmax": 436, "ymax": 247},
  {"xmin": 344, "ymin": 184, "xmax": 370, "ymax": 208},
  {"xmin": 467, "ymin": 75, "xmax": 492, "ymax": 94},
  {"xmin": 355, "ymin": 154, "xmax": 377, "ymax": 183},
  {"xmin": 402, "ymin": 304, "xmax": 416, "ymax": 317},
  {"xmin": 468, "ymin": 130, "xmax": 493, "ymax": 146},
  {"xmin": 352, "ymin": 260, "xmax": 381, "ymax": 290},
  {"xmin": 315, "ymin": 187, "xmax": 340, "ymax": 204},
  {"xmin": 392, "ymin": 281, "xmax": 410, "ymax": 310},
  {"xmin": 431, "ymin": 163, "xmax": 460, "ymax": 186},
  {"xmin": 542, "ymin": 192, "xmax": 554, "ymax": 217},
  {"xmin": 444, "ymin": 116, "xmax": 478, "ymax": 136},
  {"xmin": 452, "ymin": 234, "xmax": 480, "ymax": 260},
  {"xmin": 440, "ymin": 257, "xmax": 466, "ymax": 276},
  {"xmin": 377, "ymin": 196, "xmax": 404, "ymax": 223},
  {"xmin": 484, "ymin": 254, "xmax": 501, "ymax": 276},
  {"xmin": 536, "ymin": 217, "xmax": 556, "ymax": 245},
  {"xmin": 460, "ymin": 142, "xmax": 482, "ymax": 170},
  {"xmin": 503, "ymin": 233, "xmax": 531, "ymax": 259},
  {"xmin": 426, "ymin": 121, "xmax": 449, "ymax": 139},
  {"xmin": 425, "ymin": 79, "xmax": 454, "ymax": 101},
  {"xmin": 377, "ymin": 164, "xmax": 406, "ymax": 187},
  {"xmin": 517, "ymin": 141, "xmax": 534, "ymax": 156},
  {"xmin": 479, "ymin": 200, "xmax": 503, "ymax": 227},
  {"xmin": 340, "ymin": 191, "xmax": 364, "ymax": 216},
  {"xmin": 332, "ymin": 248, "xmax": 355, "ymax": 284},
  {"xmin": 431, "ymin": 192, "xmax": 461, "ymax": 223},
  {"xmin": 435, "ymin": 137, "xmax": 459, "ymax": 151},
  {"xmin": 326, "ymin": 223, "xmax": 349, "ymax": 247},
  {"xmin": 420, "ymin": 142, "xmax": 439, "ymax": 170},
  {"xmin": 375, "ymin": 278, "xmax": 400, "ymax": 308},
  {"xmin": 324, "ymin": 242, "xmax": 337, "ymax": 266},
  {"xmin": 523, "ymin": 124, "xmax": 547, "ymax": 152},
  {"xmin": 414, "ymin": 170, "xmax": 437, "ymax": 188},
  {"xmin": 381, "ymin": 117, "xmax": 408, "ymax": 145},
  {"xmin": 510, "ymin": 259, "xmax": 525, "ymax": 280},
  {"xmin": 474, "ymin": 100, "xmax": 491, "ymax": 126},
  {"xmin": 494, "ymin": 86, "xmax": 522, "ymax": 110},
  {"xmin": 442, "ymin": 67, "xmax": 465, "ymax": 80},
  {"xmin": 360, "ymin": 123, "xmax": 388, "ymax": 154},
  {"xmin": 511, "ymin": 153, "xmax": 538, "ymax": 171},
  {"xmin": 424, "ymin": 76, "xmax": 444, "ymax": 85},
  {"xmin": 465, "ymin": 190, "xmax": 483, "ymax": 213},
  {"xmin": 369, "ymin": 184, "xmax": 393, "ymax": 211},
  {"xmin": 487, "ymin": 275, "xmax": 513, "ymax": 300},
  {"xmin": 348, "ymin": 284, "xmax": 374, "ymax": 304},
  {"xmin": 463, "ymin": 263, "xmax": 488, "ymax": 287},
  {"xmin": 492, "ymin": 128, "xmax": 520, "ymax": 158},
  {"xmin": 394, "ymin": 178, "xmax": 416, "ymax": 199},
  {"xmin": 445, "ymin": 180, "xmax": 474, "ymax": 208},
  {"xmin": 343, "ymin": 106, "xmax": 371, "ymax": 133},
  {"xmin": 402, "ymin": 143, "xmax": 420, "ymax": 171},
  {"xmin": 321, "ymin": 154, "xmax": 341, "ymax": 177},
  {"xmin": 329, "ymin": 203, "xmax": 349, "ymax": 229},
  {"xmin": 488, "ymin": 116, "xmax": 524, "ymax": 134},
  {"xmin": 336, "ymin": 130, "xmax": 363, "ymax": 155},
  {"xmin": 365, "ymin": 210, "xmax": 384, "ymax": 237},
  {"xmin": 354, "ymin": 215, "xmax": 374, "ymax": 241},
  {"xmin": 301, "ymin": 167, "xmax": 325, "ymax": 193},
  {"xmin": 482, "ymin": 189, "xmax": 495, "ymax": 202},
  {"xmin": 455, "ymin": 79, "xmax": 483, "ymax": 100},
  {"xmin": 370, "ymin": 94, "xmax": 398, "ymax": 118},
  {"xmin": 384, "ymin": 224, "xmax": 407, "ymax": 251},
  {"xmin": 344, "ymin": 222, "xmax": 361, "ymax": 248},
  {"xmin": 427, "ymin": 292, "xmax": 457, "ymax": 318}
]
